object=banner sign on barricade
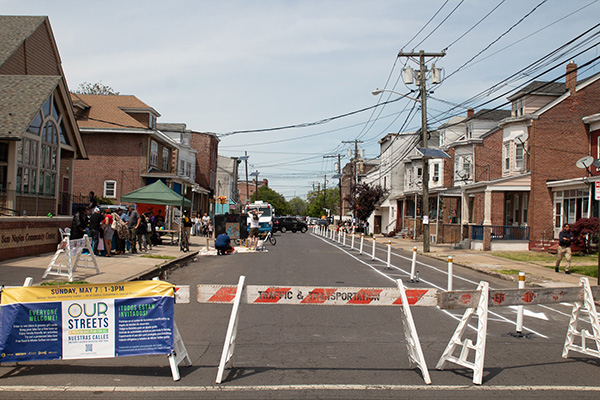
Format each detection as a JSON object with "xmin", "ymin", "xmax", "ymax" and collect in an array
[
  {"xmin": 0, "ymin": 280, "xmax": 191, "ymax": 380},
  {"xmin": 205, "ymin": 276, "xmax": 433, "ymax": 385},
  {"xmin": 43, "ymin": 235, "xmax": 99, "ymax": 282},
  {"xmin": 198, "ymin": 284, "xmax": 438, "ymax": 307}
]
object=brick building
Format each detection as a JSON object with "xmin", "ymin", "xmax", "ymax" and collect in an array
[{"xmin": 70, "ymin": 94, "xmax": 180, "ymax": 209}]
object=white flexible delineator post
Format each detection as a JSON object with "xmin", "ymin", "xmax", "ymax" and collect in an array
[
  {"xmin": 359, "ymin": 234, "xmax": 364, "ymax": 254},
  {"xmin": 436, "ymin": 281, "xmax": 489, "ymax": 385},
  {"xmin": 410, "ymin": 246, "xmax": 417, "ymax": 281},
  {"xmin": 562, "ymin": 277, "xmax": 600, "ymax": 359},
  {"xmin": 371, "ymin": 237, "xmax": 376, "ymax": 261},
  {"xmin": 397, "ymin": 279, "xmax": 431, "ymax": 384},
  {"xmin": 216, "ymin": 275, "xmax": 246, "ymax": 384}
]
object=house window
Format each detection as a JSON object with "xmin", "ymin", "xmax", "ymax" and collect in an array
[
  {"xmin": 433, "ymin": 163, "xmax": 440, "ymax": 181},
  {"xmin": 185, "ymin": 161, "xmax": 191, "ymax": 177},
  {"xmin": 18, "ymin": 92, "xmax": 62, "ymax": 197},
  {"xmin": 504, "ymin": 143, "xmax": 510, "ymax": 170},
  {"xmin": 466, "ymin": 124, "xmax": 472, "ymax": 139},
  {"xmin": 515, "ymin": 142, "xmax": 524, "ymax": 169},
  {"xmin": 523, "ymin": 193, "xmax": 528, "ymax": 224},
  {"xmin": 179, "ymin": 160, "xmax": 185, "ymax": 176},
  {"xmin": 149, "ymin": 114, "xmax": 157, "ymax": 129},
  {"xmin": 104, "ymin": 180, "xmax": 116, "ymax": 198},
  {"xmin": 162, "ymin": 148, "xmax": 169, "ymax": 170},
  {"xmin": 150, "ymin": 141, "xmax": 158, "ymax": 166},
  {"xmin": 513, "ymin": 99, "xmax": 524, "ymax": 117},
  {"xmin": 463, "ymin": 157, "xmax": 472, "ymax": 179}
]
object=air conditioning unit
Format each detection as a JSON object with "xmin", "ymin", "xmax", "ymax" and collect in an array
[{"xmin": 432, "ymin": 176, "xmax": 439, "ymax": 182}]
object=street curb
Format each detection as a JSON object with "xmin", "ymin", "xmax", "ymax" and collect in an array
[{"xmin": 127, "ymin": 250, "xmax": 199, "ymax": 282}]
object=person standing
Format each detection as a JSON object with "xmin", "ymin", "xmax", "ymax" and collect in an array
[
  {"xmin": 555, "ymin": 223, "xmax": 574, "ymax": 274},
  {"xmin": 127, "ymin": 206, "xmax": 140, "ymax": 254},
  {"xmin": 102, "ymin": 210, "xmax": 114, "ymax": 256},
  {"xmin": 89, "ymin": 207, "xmax": 103, "ymax": 255},
  {"xmin": 248, "ymin": 210, "xmax": 262, "ymax": 250},
  {"xmin": 113, "ymin": 208, "xmax": 127, "ymax": 255},
  {"xmin": 70, "ymin": 206, "xmax": 87, "ymax": 240}
]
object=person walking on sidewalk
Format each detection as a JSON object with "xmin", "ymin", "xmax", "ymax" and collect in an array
[
  {"xmin": 127, "ymin": 206, "xmax": 140, "ymax": 254},
  {"xmin": 555, "ymin": 223, "xmax": 574, "ymax": 274}
]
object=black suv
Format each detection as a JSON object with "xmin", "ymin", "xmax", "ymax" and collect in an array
[{"xmin": 273, "ymin": 217, "xmax": 308, "ymax": 233}]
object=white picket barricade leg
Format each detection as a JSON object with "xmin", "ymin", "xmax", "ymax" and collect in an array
[
  {"xmin": 436, "ymin": 281, "xmax": 489, "ymax": 385},
  {"xmin": 397, "ymin": 279, "xmax": 431, "ymax": 384},
  {"xmin": 168, "ymin": 322, "xmax": 192, "ymax": 381},
  {"xmin": 562, "ymin": 277, "xmax": 600, "ymax": 359},
  {"xmin": 216, "ymin": 275, "xmax": 246, "ymax": 384}
]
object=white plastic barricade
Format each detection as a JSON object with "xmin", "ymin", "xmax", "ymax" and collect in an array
[
  {"xmin": 199, "ymin": 277, "xmax": 437, "ymax": 384},
  {"xmin": 562, "ymin": 277, "xmax": 600, "ymax": 359},
  {"xmin": 436, "ymin": 281, "xmax": 489, "ymax": 385},
  {"xmin": 43, "ymin": 235, "xmax": 99, "ymax": 281},
  {"xmin": 437, "ymin": 278, "xmax": 600, "ymax": 385}
]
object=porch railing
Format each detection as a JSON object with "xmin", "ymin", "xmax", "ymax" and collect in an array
[{"xmin": 471, "ymin": 225, "xmax": 530, "ymax": 241}]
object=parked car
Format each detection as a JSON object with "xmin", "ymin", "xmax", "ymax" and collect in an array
[{"xmin": 276, "ymin": 217, "xmax": 308, "ymax": 233}]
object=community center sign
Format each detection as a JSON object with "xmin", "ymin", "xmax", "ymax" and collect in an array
[{"xmin": 0, "ymin": 281, "xmax": 175, "ymax": 362}]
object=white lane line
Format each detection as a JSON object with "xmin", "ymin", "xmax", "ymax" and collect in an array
[
  {"xmin": 2, "ymin": 384, "xmax": 600, "ymax": 392},
  {"xmin": 313, "ymin": 233, "xmax": 550, "ymax": 339}
]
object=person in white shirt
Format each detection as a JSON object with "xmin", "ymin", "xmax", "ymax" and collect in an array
[{"xmin": 248, "ymin": 210, "xmax": 263, "ymax": 249}]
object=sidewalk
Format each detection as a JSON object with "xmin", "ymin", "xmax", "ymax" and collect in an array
[
  {"xmin": 379, "ymin": 235, "xmax": 586, "ymax": 288},
  {"xmin": 0, "ymin": 235, "xmax": 213, "ymax": 287}
]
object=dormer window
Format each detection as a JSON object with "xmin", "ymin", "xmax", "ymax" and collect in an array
[
  {"xmin": 466, "ymin": 124, "xmax": 472, "ymax": 139},
  {"xmin": 512, "ymin": 99, "xmax": 524, "ymax": 117},
  {"xmin": 150, "ymin": 114, "xmax": 157, "ymax": 129}
]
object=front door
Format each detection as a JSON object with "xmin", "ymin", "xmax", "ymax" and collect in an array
[
  {"xmin": 374, "ymin": 215, "xmax": 382, "ymax": 234},
  {"xmin": 60, "ymin": 176, "xmax": 69, "ymax": 215}
]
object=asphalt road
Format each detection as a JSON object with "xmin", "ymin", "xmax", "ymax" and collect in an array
[{"xmin": 1, "ymin": 231, "xmax": 599, "ymax": 399}]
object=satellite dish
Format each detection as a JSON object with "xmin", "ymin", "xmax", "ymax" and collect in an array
[
  {"xmin": 576, "ymin": 156, "xmax": 594, "ymax": 169},
  {"xmin": 593, "ymin": 159, "xmax": 600, "ymax": 168}
]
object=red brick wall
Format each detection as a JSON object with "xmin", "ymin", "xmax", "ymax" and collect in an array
[
  {"xmin": 475, "ymin": 129, "xmax": 502, "ymax": 182},
  {"xmin": 73, "ymin": 133, "xmax": 147, "ymax": 201},
  {"xmin": 191, "ymin": 132, "xmax": 219, "ymax": 191},
  {"xmin": 444, "ymin": 147, "xmax": 455, "ymax": 188},
  {"xmin": 529, "ymin": 78, "xmax": 600, "ymax": 243}
]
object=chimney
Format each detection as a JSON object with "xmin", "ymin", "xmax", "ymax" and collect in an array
[
  {"xmin": 262, "ymin": 178, "xmax": 268, "ymax": 186},
  {"xmin": 566, "ymin": 61, "xmax": 577, "ymax": 96},
  {"xmin": 467, "ymin": 108, "xmax": 474, "ymax": 118}
]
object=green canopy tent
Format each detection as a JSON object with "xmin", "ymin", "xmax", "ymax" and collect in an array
[{"xmin": 121, "ymin": 180, "xmax": 191, "ymax": 207}]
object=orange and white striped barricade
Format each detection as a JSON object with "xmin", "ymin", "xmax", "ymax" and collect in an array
[{"xmin": 199, "ymin": 276, "xmax": 437, "ymax": 385}]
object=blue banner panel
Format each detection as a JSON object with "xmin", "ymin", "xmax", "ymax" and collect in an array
[{"xmin": 0, "ymin": 281, "xmax": 174, "ymax": 363}]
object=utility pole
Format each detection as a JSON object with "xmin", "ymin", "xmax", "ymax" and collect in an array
[
  {"xmin": 323, "ymin": 175, "xmax": 327, "ymax": 215},
  {"xmin": 397, "ymin": 50, "xmax": 445, "ymax": 253},
  {"xmin": 324, "ymin": 154, "xmax": 344, "ymax": 223},
  {"xmin": 244, "ymin": 151, "xmax": 249, "ymax": 204},
  {"xmin": 342, "ymin": 140, "xmax": 363, "ymax": 221}
]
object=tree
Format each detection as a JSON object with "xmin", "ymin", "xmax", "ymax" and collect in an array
[
  {"xmin": 306, "ymin": 188, "xmax": 339, "ymax": 218},
  {"xmin": 73, "ymin": 81, "xmax": 120, "ymax": 95},
  {"xmin": 289, "ymin": 197, "xmax": 308, "ymax": 216},
  {"xmin": 570, "ymin": 217, "xmax": 599, "ymax": 253},
  {"xmin": 345, "ymin": 183, "xmax": 386, "ymax": 222},
  {"xmin": 250, "ymin": 185, "xmax": 291, "ymax": 216}
]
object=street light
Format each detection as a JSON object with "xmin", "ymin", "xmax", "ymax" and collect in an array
[{"xmin": 372, "ymin": 88, "xmax": 419, "ymax": 102}]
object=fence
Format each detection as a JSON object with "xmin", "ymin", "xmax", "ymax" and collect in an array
[
  {"xmin": 0, "ymin": 189, "xmax": 88, "ymax": 216},
  {"xmin": 471, "ymin": 225, "xmax": 530, "ymax": 241}
]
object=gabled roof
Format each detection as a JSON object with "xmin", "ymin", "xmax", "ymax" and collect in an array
[
  {"xmin": 70, "ymin": 93, "xmax": 159, "ymax": 130},
  {"xmin": 0, "ymin": 75, "xmax": 60, "ymax": 140},
  {"xmin": 465, "ymin": 109, "xmax": 511, "ymax": 123},
  {"xmin": 507, "ymin": 81, "xmax": 566, "ymax": 101},
  {"xmin": 0, "ymin": 16, "xmax": 46, "ymax": 67}
]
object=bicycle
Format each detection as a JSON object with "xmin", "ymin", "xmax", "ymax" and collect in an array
[{"xmin": 261, "ymin": 230, "xmax": 276, "ymax": 246}]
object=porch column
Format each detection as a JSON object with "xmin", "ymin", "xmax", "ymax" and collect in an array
[
  {"xmin": 483, "ymin": 188, "xmax": 492, "ymax": 251},
  {"xmin": 461, "ymin": 190, "xmax": 469, "ymax": 241}
]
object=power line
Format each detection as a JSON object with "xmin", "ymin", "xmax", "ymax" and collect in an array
[
  {"xmin": 442, "ymin": 0, "xmax": 506, "ymax": 51},
  {"xmin": 413, "ymin": 0, "xmax": 465, "ymax": 49},
  {"xmin": 402, "ymin": 0, "xmax": 450, "ymax": 50}
]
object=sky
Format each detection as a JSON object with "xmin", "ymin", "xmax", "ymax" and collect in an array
[{"xmin": 3, "ymin": 0, "xmax": 600, "ymax": 200}]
